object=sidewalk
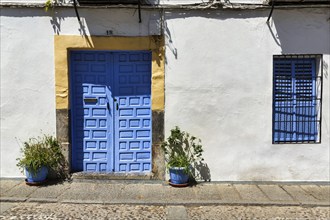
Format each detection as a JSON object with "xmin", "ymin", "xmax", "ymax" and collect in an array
[{"xmin": 1, "ymin": 179, "xmax": 329, "ymax": 207}]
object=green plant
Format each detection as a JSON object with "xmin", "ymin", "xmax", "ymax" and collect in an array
[
  {"xmin": 16, "ymin": 135, "xmax": 66, "ymax": 176},
  {"xmin": 161, "ymin": 126, "xmax": 204, "ymax": 175},
  {"xmin": 45, "ymin": 0, "xmax": 58, "ymax": 12}
]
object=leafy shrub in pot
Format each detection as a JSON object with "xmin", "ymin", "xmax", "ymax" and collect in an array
[
  {"xmin": 161, "ymin": 126, "xmax": 204, "ymax": 184},
  {"xmin": 16, "ymin": 135, "xmax": 66, "ymax": 183}
]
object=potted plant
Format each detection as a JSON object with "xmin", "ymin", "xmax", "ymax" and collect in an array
[
  {"xmin": 161, "ymin": 126, "xmax": 204, "ymax": 186},
  {"xmin": 16, "ymin": 135, "xmax": 65, "ymax": 185}
]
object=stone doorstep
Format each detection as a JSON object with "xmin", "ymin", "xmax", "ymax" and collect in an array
[{"xmin": 71, "ymin": 172, "xmax": 155, "ymax": 181}]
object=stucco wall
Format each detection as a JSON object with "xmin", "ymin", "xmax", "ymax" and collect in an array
[
  {"xmin": 0, "ymin": 8, "xmax": 159, "ymax": 177},
  {"xmin": 0, "ymin": 10, "xmax": 57, "ymax": 177},
  {"xmin": 0, "ymin": 0, "xmax": 265, "ymax": 5},
  {"xmin": 1, "ymin": 7, "xmax": 329, "ymax": 180},
  {"xmin": 164, "ymin": 8, "xmax": 330, "ymax": 181}
]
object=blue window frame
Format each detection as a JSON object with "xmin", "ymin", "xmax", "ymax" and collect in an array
[{"xmin": 272, "ymin": 55, "xmax": 322, "ymax": 144}]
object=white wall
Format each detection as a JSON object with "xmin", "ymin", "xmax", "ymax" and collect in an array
[
  {"xmin": 0, "ymin": 11, "xmax": 56, "ymax": 177},
  {"xmin": 0, "ymin": 0, "xmax": 265, "ymax": 5},
  {"xmin": 1, "ymin": 7, "xmax": 329, "ymax": 180},
  {"xmin": 164, "ymin": 8, "xmax": 330, "ymax": 181},
  {"xmin": 158, "ymin": 0, "xmax": 263, "ymax": 5},
  {"xmin": 0, "ymin": 8, "xmax": 158, "ymax": 177}
]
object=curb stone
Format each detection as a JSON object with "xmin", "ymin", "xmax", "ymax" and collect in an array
[
  {"xmin": 27, "ymin": 198, "xmax": 58, "ymax": 203},
  {"xmin": 0, "ymin": 197, "xmax": 27, "ymax": 202},
  {"xmin": 2, "ymin": 197, "xmax": 329, "ymax": 207},
  {"xmin": 166, "ymin": 206, "xmax": 188, "ymax": 220}
]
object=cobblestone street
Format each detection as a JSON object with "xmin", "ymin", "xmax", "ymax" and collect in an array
[
  {"xmin": 0, "ymin": 203, "xmax": 166, "ymax": 220},
  {"xmin": 1, "ymin": 202, "xmax": 329, "ymax": 220},
  {"xmin": 187, "ymin": 205, "xmax": 330, "ymax": 219}
]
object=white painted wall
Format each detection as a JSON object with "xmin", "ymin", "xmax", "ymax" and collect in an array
[
  {"xmin": 0, "ymin": 8, "xmax": 157, "ymax": 177},
  {"xmin": 0, "ymin": 0, "xmax": 265, "ymax": 5},
  {"xmin": 0, "ymin": 11, "xmax": 56, "ymax": 177},
  {"xmin": 158, "ymin": 0, "xmax": 264, "ymax": 5},
  {"xmin": 1, "ymin": 7, "xmax": 329, "ymax": 180},
  {"xmin": 164, "ymin": 8, "xmax": 330, "ymax": 181}
]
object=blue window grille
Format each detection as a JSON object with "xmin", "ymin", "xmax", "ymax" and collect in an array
[{"xmin": 272, "ymin": 55, "xmax": 322, "ymax": 144}]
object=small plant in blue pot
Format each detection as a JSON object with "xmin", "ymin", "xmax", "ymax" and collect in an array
[
  {"xmin": 16, "ymin": 135, "xmax": 65, "ymax": 185},
  {"xmin": 161, "ymin": 126, "xmax": 204, "ymax": 186}
]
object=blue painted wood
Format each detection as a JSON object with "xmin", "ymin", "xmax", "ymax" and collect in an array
[
  {"xmin": 113, "ymin": 52, "xmax": 152, "ymax": 172},
  {"xmin": 273, "ymin": 58, "xmax": 317, "ymax": 142},
  {"xmin": 70, "ymin": 51, "xmax": 152, "ymax": 172}
]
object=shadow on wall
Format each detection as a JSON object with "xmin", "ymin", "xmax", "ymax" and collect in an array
[
  {"xmin": 1, "ymin": 7, "xmax": 152, "ymax": 36},
  {"xmin": 50, "ymin": 11, "xmax": 65, "ymax": 35},
  {"xmin": 165, "ymin": 19, "xmax": 178, "ymax": 62},
  {"xmin": 163, "ymin": 10, "xmax": 269, "ymax": 64},
  {"xmin": 192, "ymin": 161, "xmax": 211, "ymax": 182},
  {"xmin": 268, "ymin": 8, "xmax": 330, "ymax": 54}
]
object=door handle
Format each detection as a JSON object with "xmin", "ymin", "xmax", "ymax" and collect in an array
[{"xmin": 114, "ymin": 98, "xmax": 119, "ymax": 111}]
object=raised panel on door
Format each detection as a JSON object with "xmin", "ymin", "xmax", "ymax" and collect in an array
[
  {"xmin": 70, "ymin": 50, "xmax": 152, "ymax": 173},
  {"xmin": 113, "ymin": 51, "xmax": 152, "ymax": 172},
  {"xmin": 70, "ymin": 51, "xmax": 114, "ymax": 172}
]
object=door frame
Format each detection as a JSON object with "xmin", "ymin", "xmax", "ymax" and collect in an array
[{"xmin": 54, "ymin": 35, "xmax": 165, "ymax": 179}]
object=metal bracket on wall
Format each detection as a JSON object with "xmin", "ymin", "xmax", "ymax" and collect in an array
[
  {"xmin": 138, "ymin": 0, "xmax": 142, "ymax": 23},
  {"xmin": 73, "ymin": 0, "xmax": 81, "ymax": 22},
  {"xmin": 267, "ymin": 0, "xmax": 275, "ymax": 23}
]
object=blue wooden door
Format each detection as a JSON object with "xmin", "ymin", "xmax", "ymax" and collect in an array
[{"xmin": 70, "ymin": 51, "xmax": 152, "ymax": 173}]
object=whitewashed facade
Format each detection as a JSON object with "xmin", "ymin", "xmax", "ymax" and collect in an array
[{"xmin": 1, "ymin": 0, "xmax": 329, "ymax": 181}]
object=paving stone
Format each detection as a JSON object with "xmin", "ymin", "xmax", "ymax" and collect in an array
[
  {"xmin": 300, "ymin": 185, "xmax": 330, "ymax": 201},
  {"xmin": 163, "ymin": 185, "xmax": 197, "ymax": 203},
  {"xmin": 258, "ymin": 184, "xmax": 294, "ymax": 201},
  {"xmin": 319, "ymin": 185, "xmax": 330, "ymax": 200},
  {"xmin": 234, "ymin": 184, "xmax": 270, "ymax": 202},
  {"xmin": 166, "ymin": 205, "xmax": 188, "ymax": 220},
  {"xmin": 116, "ymin": 184, "xmax": 166, "ymax": 203},
  {"xmin": 2, "ymin": 182, "xmax": 38, "ymax": 198},
  {"xmin": 281, "ymin": 185, "xmax": 319, "ymax": 203},
  {"xmin": 217, "ymin": 184, "xmax": 241, "ymax": 201},
  {"xmin": 193, "ymin": 184, "xmax": 222, "ymax": 200},
  {"xmin": 95, "ymin": 183, "xmax": 125, "ymax": 201},
  {"xmin": 29, "ymin": 182, "xmax": 70, "ymax": 199},
  {"xmin": 57, "ymin": 182, "xmax": 104, "ymax": 201},
  {"xmin": 0, "ymin": 180, "xmax": 21, "ymax": 196},
  {"xmin": 0, "ymin": 202, "xmax": 18, "ymax": 214}
]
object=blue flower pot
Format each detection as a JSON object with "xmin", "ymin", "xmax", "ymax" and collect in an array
[
  {"xmin": 25, "ymin": 166, "xmax": 48, "ymax": 183},
  {"xmin": 169, "ymin": 167, "xmax": 189, "ymax": 184}
]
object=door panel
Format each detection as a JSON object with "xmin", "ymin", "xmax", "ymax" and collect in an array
[
  {"xmin": 114, "ymin": 52, "xmax": 152, "ymax": 172},
  {"xmin": 70, "ymin": 51, "xmax": 152, "ymax": 173}
]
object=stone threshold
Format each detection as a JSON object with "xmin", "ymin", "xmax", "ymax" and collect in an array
[{"xmin": 71, "ymin": 172, "xmax": 157, "ymax": 182}]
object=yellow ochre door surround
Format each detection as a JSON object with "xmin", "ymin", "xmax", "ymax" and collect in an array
[
  {"xmin": 54, "ymin": 35, "xmax": 165, "ymax": 179},
  {"xmin": 54, "ymin": 35, "xmax": 165, "ymax": 112}
]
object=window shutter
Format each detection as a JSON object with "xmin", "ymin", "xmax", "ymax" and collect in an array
[
  {"xmin": 273, "ymin": 58, "xmax": 317, "ymax": 143},
  {"xmin": 273, "ymin": 59, "xmax": 295, "ymax": 142},
  {"xmin": 294, "ymin": 60, "xmax": 317, "ymax": 141}
]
